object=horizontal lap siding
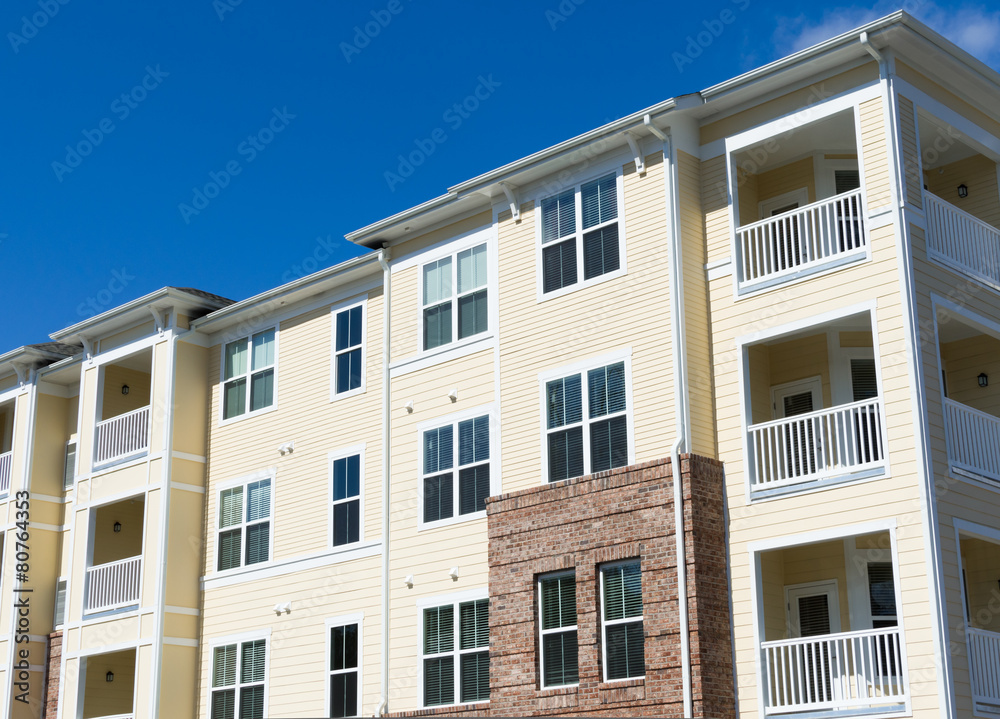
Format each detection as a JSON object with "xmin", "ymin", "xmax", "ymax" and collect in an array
[
  {"xmin": 898, "ymin": 95, "xmax": 923, "ymax": 210},
  {"xmin": 497, "ymin": 154, "xmax": 675, "ymax": 499}
]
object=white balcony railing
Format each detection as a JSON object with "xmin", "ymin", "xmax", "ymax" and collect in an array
[
  {"xmin": 85, "ymin": 556, "xmax": 142, "ymax": 613},
  {"xmin": 94, "ymin": 406, "xmax": 151, "ymax": 466},
  {"xmin": 748, "ymin": 398, "xmax": 885, "ymax": 493},
  {"xmin": 738, "ymin": 189, "xmax": 866, "ymax": 288},
  {"xmin": 944, "ymin": 398, "xmax": 1000, "ymax": 484},
  {"xmin": 762, "ymin": 627, "xmax": 906, "ymax": 715},
  {"xmin": 925, "ymin": 191, "xmax": 1000, "ymax": 291},
  {"xmin": 90, "ymin": 715, "xmax": 134, "ymax": 719},
  {"xmin": 0, "ymin": 450, "xmax": 11, "ymax": 497},
  {"xmin": 969, "ymin": 627, "xmax": 1000, "ymax": 713}
]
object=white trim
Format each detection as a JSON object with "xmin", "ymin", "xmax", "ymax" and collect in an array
[
  {"xmin": 328, "ymin": 443, "xmax": 367, "ymax": 548},
  {"xmin": 163, "ymin": 637, "xmax": 199, "ymax": 647},
  {"xmin": 212, "ymin": 469, "xmax": 275, "ymax": 575},
  {"xmin": 599, "ymin": 559, "xmax": 645, "ymax": 683},
  {"xmin": 771, "ymin": 376, "xmax": 823, "ymax": 418},
  {"xmin": 172, "ymin": 451, "xmax": 206, "ymax": 463},
  {"xmin": 90, "ymin": 333, "xmax": 164, "ymax": 368},
  {"xmin": 785, "ymin": 579, "xmax": 842, "ymax": 637},
  {"xmin": 169, "ymin": 481, "xmax": 205, "ymax": 494},
  {"xmin": 895, "ymin": 77, "xmax": 1000, "ymax": 162},
  {"xmin": 326, "ymin": 612, "xmax": 364, "ymax": 719},
  {"xmin": 538, "ymin": 570, "xmax": 579, "ymax": 690},
  {"xmin": 416, "ymin": 404, "xmax": 496, "ymax": 532},
  {"xmin": 206, "ymin": 631, "xmax": 270, "ymax": 719},
  {"xmin": 735, "ymin": 299, "xmax": 878, "ymax": 346},
  {"xmin": 537, "ymin": 348, "xmax": 635, "ymax": 485},
  {"xmin": 758, "ymin": 188, "xmax": 809, "ymax": 220},
  {"xmin": 218, "ymin": 326, "xmax": 279, "ymax": 426},
  {"xmin": 706, "ymin": 257, "xmax": 733, "ymax": 281},
  {"xmin": 164, "ymin": 605, "xmax": 200, "ymax": 616},
  {"xmin": 416, "ymin": 238, "xmax": 492, "ymax": 359},
  {"xmin": 202, "ymin": 540, "xmax": 381, "ymax": 590},
  {"xmin": 534, "ymin": 166, "xmax": 628, "ymax": 303},
  {"xmin": 330, "ymin": 295, "xmax": 369, "ymax": 402},
  {"xmin": 390, "ymin": 224, "xmax": 494, "ymax": 273},
  {"xmin": 389, "ymin": 333, "xmax": 495, "ymax": 379},
  {"xmin": 417, "ymin": 588, "xmax": 490, "ymax": 710},
  {"xmin": 747, "ymin": 518, "xmax": 898, "ymax": 554}
]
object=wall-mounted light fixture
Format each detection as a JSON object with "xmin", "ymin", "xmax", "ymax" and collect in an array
[
  {"xmin": 449, "ymin": 566, "xmax": 460, "ymax": 581},
  {"xmin": 448, "ymin": 388, "xmax": 458, "ymax": 403},
  {"xmin": 113, "ymin": 521, "xmax": 122, "ymax": 533},
  {"xmin": 979, "ymin": 372, "xmax": 989, "ymax": 388},
  {"xmin": 958, "ymin": 184, "xmax": 969, "ymax": 199},
  {"xmin": 121, "ymin": 384, "xmax": 130, "ymax": 395},
  {"xmin": 106, "ymin": 671, "xmax": 114, "ymax": 683}
]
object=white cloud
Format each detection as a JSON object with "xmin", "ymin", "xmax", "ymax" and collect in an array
[{"xmin": 770, "ymin": 1, "xmax": 1000, "ymax": 70}]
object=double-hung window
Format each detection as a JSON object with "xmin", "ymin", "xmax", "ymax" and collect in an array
[
  {"xmin": 540, "ymin": 172, "xmax": 621, "ymax": 295},
  {"xmin": 422, "ymin": 243, "xmax": 488, "ymax": 351},
  {"xmin": 211, "ymin": 638, "xmax": 267, "ymax": 719},
  {"xmin": 223, "ymin": 330, "xmax": 276, "ymax": 420},
  {"xmin": 217, "ymin": 478, "xmax": 271, "ymax": 571},
  {"xmin": 422, "ymin": 598, "xmax": 490, "ymax": 707},
  {"xmin": 546, "ymin": 360, "xmax": 629, "ymax": 482},
  {"xmin": 331, "ymin": 453, "xmax": 361, "ymax": 547},
  {"xmin": 334, "ymin": 303, "xmax": 364, "ymax": 396},
  {"xmin": 600, "ymin": 561, "xmax": 644, "ymax": 681},
  {"xmin": 329, "ymin": 622, "xmax": 360, "ymax": 718},
  {"xmin": 539, "ymin": 572, "xmax": 578, "ymax": 687},
  {"xmin": 422, "ymin": 414, "xmax": 490, "ymax": 525}
]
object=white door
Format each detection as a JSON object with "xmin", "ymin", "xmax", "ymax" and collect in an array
[
  {"xmin": 787, "ymin": 582, "xmax": 841, "ymax": 706},
  {"xmin": 772, "ymin": 378, "xmax": 823, "ymax": 479}
]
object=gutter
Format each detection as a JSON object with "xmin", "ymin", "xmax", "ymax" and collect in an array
[
  {"xmin": 375, "ymin": 247, "xmax": 391, "ymax": 717},
  {"xmin": 663, "ymin": 126, "xmax": 694, "ymax": 717}
]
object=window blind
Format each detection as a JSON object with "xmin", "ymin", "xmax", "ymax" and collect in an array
[
  {"xmin": 583, "ymin": 225, "xmax": 620, "ymax": 281},
  {"xmin": 457, "ymin": 244, "xmax": 487, "ymax": 293},
  {"xmin": 424, "ymin": 427, "xmax": 454, "ymax": 474},
  {"xmin": 246, "ymin": 480, "xmax": 270, "ymax": 522},
  {"xmin": 603, "ymin": 563, "xmax": 642, "ymax": 621},
  {"xmin": 63, "ymin": 442, "xmax": 76, "ymax": 490},
  {"xmin": 542, "ymin": 240, "xmax": 577, "ymax": 293},
  {"xmin": 458, "ymin": 416, "xmax": 489, "ymax": 465},
  {"xmin": 868, "ymin": 562, "xmax": 897, "ymax": 619},
  {"xmin": 546, "ymin": 375, "xmax": 582, "ymax": 429},
  {"xmin": 214, "ymin": 645, "xmax": 237, "ymax": 687},
  {"xmin": 53, "ymin": 579, "xmax": 67, "ymax": 628},
  {"xmin": 220, "ymin": 487, "xmax": 243, "ymax": 528},
  {"xmin": 541, "ymin": 190, "xmax": 575, "ymax": 243},
  {"xmin": 588, "ymin": 362, "xmax": 626, "ymax": 418},
  {"xmin": 211, "ymin": 690, "xmax": 235, "ymax": 719},
  {"xmin": 581, "ymin": 174, "xmax": 617, "ymax": 229},
  {"xmin": 458, "ymin": 465, "xmax": 490, "ymax": 515},
  {"xmin": 244, "ymin": 523, "xmax": 269, "ymax": 566},
  {"xmin": 851, "ymin": 358, "xmax": 878, "ymax": 401}
]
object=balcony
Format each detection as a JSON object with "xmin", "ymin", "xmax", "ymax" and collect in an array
[
  {"xmin": 731, "ymin": 108, "xmax": 866, "ymax": 293},
  {"xmin": 0, "ymin": 450, "xmax": 11, "ymax": 497},
  {"xmin": 738, "ymin": 189, "xmax": 867, "ymax": 290},
  {"xmin": 94, "ymin": 405, "xmax": 151, "ymax": 466},
  {"xmin": 925, "ymin": 191, "xmax": 1000, "ymax": 291},
  {"xmin": 81, "ymin": 648, "xmax": 135, "ymax": 719},
  {"xmin": 755, "ymin": 531, "xmax": 907, "ymax": 718},
  {"xmin": 959, "ymin": 531, "xmax": 1000, "ymax": 715},
  {"xmin": 944, "ymin": 399, "xmax": 1000, "ymax": 484},
  {"xmin": 85, "ymin": 495, "xmax": 144, "ymax": 615},
  {"xmin": 743, "ymin": 312, "xmax": 885, "ymax": 499},
  {"xmin": 762, "ymin": 627, "xmax": 905, "ymax": 715},
  {"xmin": 968, "ymin": 627, "xmax": 1000, "ymax": 714},
  {"xmin": 749, "ymin": 398, "xmax": 884, "ymax": 493},
  {"xmin": 85, "ymin": 556, "xmax": 142, "ymax": 614}
]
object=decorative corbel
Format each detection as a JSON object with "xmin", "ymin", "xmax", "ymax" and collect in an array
[
  {"xmin": 623, "ymin": 131, "xmax": 645, "ymax": 175},
  {"xmin": 499, "ymin": 182, "xmax": 521, "ymax": 222},
  {"xmin": 149, "ymin": 306, "xmax": 167, "ymax": 335}
]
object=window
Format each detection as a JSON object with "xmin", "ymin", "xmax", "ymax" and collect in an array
[
  {"xmin": 539, "ymin": 572, "xmax": 578, "ymax": 687},
  {"xmin": 217, "ymin": 478, "xmax": 271, "ymax": 571},
  {"xmin": 330, "ymin": 623, "xmax": 359, "ymax": 718},
  {"xmin": 540, "ymin": 172, "xmax": 621, "ymax": 294},
  {"xmin": 600, "ymin": 561, "xmax": 644, "ymax": 681},
  {"xmin": 211, "ymin": 638, "xmax": 267, "ymax": 719},
  {"xmin": 423, "ymin": 598, "xmax": 489, "ymax": 707},
  {"xmin": 63, "ymin": 440, "xmax": 76, "ymax": 490},
  {"xmin": 334, "ymin": 303, "xmax": 364, "ymax": 396},
  {"xmin": 422, "ymin": 415, "xmax": 490, "ymax": 525},
  {"xmin": 53, "ymin": 578, "xmax": 67, "ymax": 628},
  {"xmin": 422, "ymin": 243, "xmax": 488, "ymax": 351},
  {"xmin": 331, "ymin": 454, "xmax": 361, "ymax": 547},
  {"xmin": 546, "ymin": 361, "xmax": 629, "ymax": 482},
  {"xmin": 223, "ymin": 330, "xmax": 276, "ymax": 420}
]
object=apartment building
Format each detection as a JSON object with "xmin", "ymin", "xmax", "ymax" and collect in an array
[{"xmin": 1, "ymin": 9, "xmax": 999, "ymax": 719}]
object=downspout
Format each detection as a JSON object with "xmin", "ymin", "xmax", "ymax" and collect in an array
[
  {"xmin": 150, "ymin": 323, "xmax": 178, "ymax": 718},
  {"xmin": 375, "ymin": 247, "xmax": 392, "ymax": 717},
  {"xmin": 653, "ymin": 114, "xmax": 693, "ymax": 718}
]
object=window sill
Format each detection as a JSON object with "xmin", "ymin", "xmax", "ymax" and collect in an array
[
  {"xmin": 418, "ymin": 510, "xmax": 486, "ymax": 533},
  {"xmin": 598, "ymin": 678, "xmax": 645, "ymax": 705},
  {"xmin": 536, "ymin": 267, "xmax": 627, "ymax": 304},
  {"xmin": 329, "ymin": 385, "xmax": 366, "ymax": 404},
  {"xmin": 218, "ymin": 403, "xmax": 278, "ymax": 428},
  {"xmin": 390, "ymin": 333, "xmax": 494, "ymax": 378}
]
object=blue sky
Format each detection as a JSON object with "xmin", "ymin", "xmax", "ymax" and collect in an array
[{"xmin": 2, "ymin": 0, "xmax": 999, "ymax": 350}]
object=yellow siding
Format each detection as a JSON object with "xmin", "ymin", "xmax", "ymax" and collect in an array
[
  {"xmin": 101, "ymin": 364, "xmax": 151, "ymax": 420},
  {"xmin": 756, "ymin": 156, "xmax": 816, "ymax": 208},
  {"xmin": 895, "ymin": 60, "xmax": 1000, "ymax": 140},
  {"xmin": 860, "ymin": 96, "xmax": 892, "ymax": 211},
  {"xmin": 898, "ymin": 95, "xmax": 923, "ymax": 210},
  {"xmin": 961, "ymin": 537, "xmax": 1000, "ymax": 632},
  {"xmin": 924, "ymin": 154, "xmax": 1000, "ymax": 229},
  {"xmin": 702, "ymin": 154, "xmax": 731, "ymax": 263},
  {"xmin": 941, "ymin": 334, "xmax": 1000, "ymax": 417}
]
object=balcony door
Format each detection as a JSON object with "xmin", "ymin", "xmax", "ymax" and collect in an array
[
  {"xmin": 787, "ymin": 581, "xmax": 841, "ymax": 705},
  {"xmin": 835, "ymin": 169, "xmax": 863, "ymax": 251},
  {"xmin": 851, "ymin": 358, "xmax": 883, "ymax": 464},
  {"xmin": 772, "ymin": 378, "xmax": 822, "ymax": 479},
  {"xmin": 760, "ymin": 189, "xmax": 808, "ymax": 272}
]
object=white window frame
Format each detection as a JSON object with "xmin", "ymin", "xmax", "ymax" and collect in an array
[
  {"xmin": 538, "ymin": 570, "xmax": 579, "ymax": 689},
  {"xmin": 208, "ymin": 631, "xmax": 270, "ymax": 719},
  {"xmin": 326, "ymin": 612, "xmax": 364, "ymax": 718},
  {"xmin": 417, "ymin": 588, "xmax": 490, "ymax": 710},
  {"xmin": 417, "ymin": 405, "xmax": 496, "ymax": 531},
  {"xmin": 331, "ymin": 297, "xmax": 367, "ymax": 402},
  {"xmin": 328, "ymin": 444, "xmax": 366, "ymax": 548},
  {"xmin": 214, "ymin": 470, "xmax": 275, "ymax": 574},
  {"xmin": 599, "ymin": 559, "xmax": 645, "ymax": 683},
  {"xmin": 785, "ymin": 580, "xmax": 841, "ymax": 638},
  {"xmin": 53, "ymin": 576, "xmax": 68, "ymax": 629},
  {"xmin": 538, "ymin": 350, "xmax": 635, "ymax": 485},
  {"xmin": 418, "ymin": 242, "xmax": 490, "ymax": 354},
  {"xmin": 770, "ymin": 376, "xmax": 823, "ymax": 420},
  {"xmin": 534, "ymin": 167, "xmax": 627, "ymax": 302},
  {"xmin": 219, "ymin": 327, "xmax": 279, "ymax": 425}
]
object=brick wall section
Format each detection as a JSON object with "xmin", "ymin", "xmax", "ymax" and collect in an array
[
  {"xmin": 387, "ymin": 454, "xmax": 734, "ymax": 718},
  {"xmin": 484, "ymin": 454, "xmax": 733, "ymax": 718},
  {"xmin": 44, "ymin": 632, "xmax": 62, "ymax": 719}
]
